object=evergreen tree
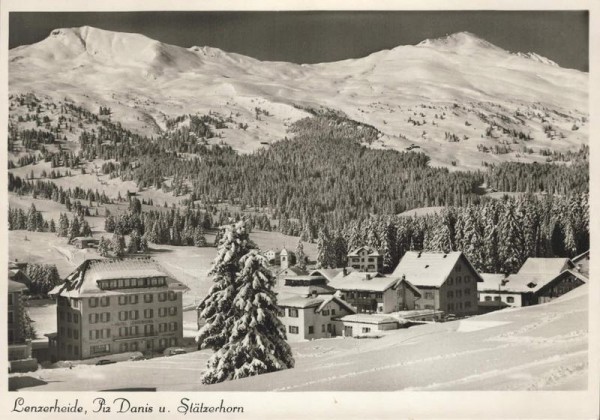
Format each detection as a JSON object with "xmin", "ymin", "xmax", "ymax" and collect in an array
[
  {"xmin": 68, "ymin": 216, "xmax": 80, "ymax": 240},
  {"xmin": 57, "ymin": 213, "xmax": 69, "ymax": 237},
  {"xmin": 201, "ymin": 249, "xmax": 294, "ymax": 384},
  {"xmin": 316, "ymin": 226, "xmax": 333, "ymax": 268},
  {"xmin": 112, "ymin": 234, "xmax": 126, "ymax": 258},
  {"xmin": 98, "ymin": 236, "xmax": 110, "ymax": 257},
  {"xmin": 295, "ymin": 240, "xmax": 307, "ymax": 271}
]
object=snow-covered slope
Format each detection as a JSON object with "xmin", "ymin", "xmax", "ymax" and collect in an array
[{"xmin": 9, "ymin": 27, "xmax": 588, "ymax": 168}]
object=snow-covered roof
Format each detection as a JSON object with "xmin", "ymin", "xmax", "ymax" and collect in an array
[
  {"xmin": 9, "ymin": 279, "xmax": 28, "ymax": 293},
  {"xmin": 478, "ymin": 273, "xmax": 510, "ymax": 292},
  {"xmin": 276, "ymin": 266, "xmax": 308, "ymax": 277},
  {"xmin": 339, "ymin": 314, "xmax": 398, "ymax": 325},
  {"xmin": 516, "ymin": 258, "xmax": 573, "ymax": 277},
  {"xmin": 278, "ymin": 294, "xmax": 356, "ymax": 314},
  {"xmin": 309, "ymin": 268, "xmax": 345, "ymax": 282},
  {"xmin": 347, "ymin": 246, "xmax": 381, "ymax": 257},
  {"xmin": 505, "ymin": 269, "xmax": 588, "ymax": 294},
  {"xmin": 329, "ymin": 272, "xmax": 395, "ymax": 292},
  {"xmin": 392, "ymin": 251, "xmax": 483, "ymax": 288},
  {"xmin": 49, "ymin": 258, "xmax": 189, "ymax": 298}
]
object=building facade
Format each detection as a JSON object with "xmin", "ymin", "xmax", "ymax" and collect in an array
[
  {"xmin": 392, "ymin": 252, "xmax": 482, "ymax": 317},
  {"xmin": 49, "ymin": 258, "xmax": 189, "ymax": 361},
  {"xmin": 347, "ymin": 247, "xmax": 383, "ymax": 272},
  {"xmin": 278, "ymin": 294, "xmax": 356, "ymax": 342}
]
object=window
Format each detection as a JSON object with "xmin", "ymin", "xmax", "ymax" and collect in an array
[
  {"xmin": 129, "ymin": 310, "xmax": 139, "ymax": 320},
  {"xmin": 447, "ymin": 291, "xmax": 454, "ymax": 298},
  {"xmin": 159, "ymin": 323, "xmax": 167, "ymax": 333},
  {"xmin": 73, "ymin": 313, "xmax": 79, "ymax": 324},
  {"xmin": 485, "ymin": 296, "xmax": 492, "ymax": 302},
  {"xmin": 168, "ymin": 291, "xmax": 177, "ymax": 301},
  {"xmin": 447, "ymin": 278, "xmax": 453, "ymax": 286},
  {"xmin": 169, "ymin": 338, "xmax": 177, "ymax": 347},
  {"xmin": 144, "ymin": 309, "xmax": 154, "ymax": 319},
  {"xmin": 90, "ymin": 344, "xmax": 110, "ymax": 354},
  {"xmin": 321, "ymin": 324, "xmax": 326, "ymax": 333},
  {"xmin": 494, "ymin": 296, "xmax": 501, "ymax": 302},
  {"xmin": 73, "ymin": 330, "xmax": 79, "ymax": 339},
  {"xmin": 144, "ymin": 294, "xmax": 153, "ymax": 303},
  {"xmin": 308, "ymin": 326, "xmax": 314, "ymax": 334},
  {"xmin": 128, "ymin": 295, "xmax": 138, "ymax": 305},
  {"xmin": 144, "ymin": 324, "xmax": 154, "ymax": 336},
  {"xmin": 105, "ymin": 329, "xmax": 111, "ymax": 338},
  {"xmin": 158, "ymin": 292, "xmax": 167, "ymax": 302},
  {"xmin": 130, "ymin": 342, "xmax": 138, "ymax": 351},
  {"xmin": 322, "ymin": 309, "xmax": 330, "ymax": 316},
  {"xmin": 169, "ymin": 307, "xmax": 177, "ymax": 316},
  {"xmin": 457, "ymin": 277, "xmax": 462, "ymax": 284},
  {"xmin": 119, "ymin": 311, "xmax": 128, "ymax": 321},
  {"xmin": 169, "ymin": 322, "xmax": 178, "ymax": 332},
  {"xmin": 89, "ymin": 297, "xmax": 98, "ymax": 308},
  {"xmin": 89, "ymin": 313, "xmax": 99, "ymax": 324},
  {"xmin": 288, "ymin": 308, "xmax": 299, "ymax": 318},
  {"xmin": 288, "ymin": 326, "xmax": 299, "ymax": 334},
  {"xmin": 507, "ymin": 296, "xmax": 515, "ymax": 303},
  {"xmin": 101, "ymin": 312, "xmax": 110, "ymax": 323},
  {"xmin": 110, "ymin": 280, "xmax": 118, "ymax": 289},
  {"xmin": 362, "ymin": 327, "xmax": 371, "ymax": 333},
  {"xmin": 100, "ymin": 296, "xmax": 110, "ymax": 307},
  {"xmin": 120, "ymin": 343, "xmax": 129, "ymax": 352},
  {"xmin": 119, "ymin": 327, "xmax": 128, "ymax": 337},
  {"xmin": 118, "ymin": 296, "xmax": 127, "ymax": 305},
  {"xmin": 331, "ymin": 309, "xmax": 336, "ymax": 316},
  {"xmin": 129, "ymin": 326, "xmax": 139, "ymax": 336},
  {"xmin": 425, "ymin": 292, "xmax": 434, "ymax": 300},
  {"xmin": 89, "ymin": 330, "xmax": 94, "ymax": 340},
  {"xmin": 327, "ymin": 324, "xmax": 332, "ymax": 333},
  {"xmin": 159, "ymin": 308, "xmax": 167, "ymax": 317}
]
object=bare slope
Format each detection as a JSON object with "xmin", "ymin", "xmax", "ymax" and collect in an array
[{"xmin": 9, "ymin": 28, "xmax": 588, "ymax": 169}]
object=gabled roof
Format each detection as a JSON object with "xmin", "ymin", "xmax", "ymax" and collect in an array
[
  {"xmin": 392, "ymin": 251, "xmax": 483, "ymax": 288},
  {"xmin": 9, "ymin": 279, "xmax": 28, "ymax": 293},
  {"xmin": 571, "ymin": 250, "xmax": 589, "ymax": 264},
  {"xmin": 309, "ymin": 268, "xmax": 345, "ymax": 282},
  {"xmin": 517, "ymin": 258, "xmax": 573, "ymax": 277},
  {"xmin": 478, "ymin": 273, "xmax": 510, "ymax": 292},
  {"xmin": 328, "ymin": 272, "xmax": 421, "ymax": 295},
  {"xmin": 277, "ymin": 266, "xmax": 308, "ymax": 277},
  {"xmin": 501, "ymin": 269, "xmax": 587, "ymax": 294},
  {"xmin": 348, "ymin": 246, "xmax": 380, "ymax": 257},
  {"xmin": 278, "ymin": 294, "xmax": 356, "ymax": 315},
  {"xmin": 49, "ymin": 257, "xmax": 189, "ymax": 298}
]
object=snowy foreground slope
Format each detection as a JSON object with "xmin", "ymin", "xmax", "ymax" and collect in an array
[
  {"xmin": 11, "ymin": 285, "xmax": 587, "ymax": 391},
  {"xmin": 9, "ymin": 27, "xmax": 588, "ymax": 169}
]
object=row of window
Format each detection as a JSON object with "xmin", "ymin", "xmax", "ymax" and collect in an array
[
  {"xmin": 89, "ymin": 328, "xmax": 111, "ymax": 340},
  {"xmin": 88, "ymin": 291, "xmax": 177, "ymax": 308},
  {"xmin": 91, "ymin": 344, "xmax": 110, "ymax": 354},
  {"xmin": 484, "ymin": 295, "xmax": 515, "ymax": 303},
  {"xmin": 447, "ymin": 301, "xmax": 472, "ymax": 311},
  {"xmin": 446, "ymin": 289, "xmax": 471, "ymax": 299},
  {"xmin": 344, "ymin": 292, "xmax": 383, "ymax": 299},
  {"xmin": 60, "ymin": 343, "xmax": 80, "ymax": 356},
  {"xmin": 280, "ymin": 308, "xmax": 337, "ymax": 318},
  {"xmin": 117, "ymin": 322, "xmax": 178, "ymax": 337},
  {"xmin": 446, "ymin": 275, "xmax": 468, "ymax": 286},
  {"xmin": 117, "ymin": 307, "xmax": 177, "ymax": 321},
  {"xmin": 118, "ymin": 337, "xmax": 178, "ymax": 353},
  {"xmin": 59, "ymin": 311, "xmax": 80, "ymax": 324},
  {"xmin": 97, "ymin": 277, "xmax": 167, "ymax": 291}
]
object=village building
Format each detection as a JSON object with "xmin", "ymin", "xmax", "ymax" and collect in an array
[
  {"xmin": 275, "ymin": 265, "xmax": 308, "ymax": 287},
  {"xmin": 347, "ymin": 247, "xmax": 383, "ymax": 272},
  {"xmin": 279, "ymin": 248, "xmax": 296, "ymax": 270},
  {"xmin": 392, "ymin": 251, "xmax": 482, "ymax": 317},
  {"xmin": 48, "ymin": 258, "xmax": 189, "ymax": 361},
  {"xmin": 329, "ymin": 272, "xmax": 422, "ymax": 314},
  {"xmin": 264, "ymin": 249, "xmax": 280, "ymax": 263},
  {"xmin": 278, "ymin": 293, "xmax": 356, "ymax": 341},
  {"xmin": 275, "ymin": 273, "xmax": 335, "ymax": 298},
  {"xmin": 71, "ymin": 236, "xmax": 100, "ymax": 249},
  {"xmin": 309, "ymin": 268, "xmax": 351, "ymax": 283},
  {"xmin": 478, "ymin": 257, "xmax": 586, "ymax": 308},
  {"xmin": 339, "ymin": 314, "xmax": 400, "ymax": 336},
  {"xmin": 8, "ymin": 279, "xmax": 37, "ymax": 372}
]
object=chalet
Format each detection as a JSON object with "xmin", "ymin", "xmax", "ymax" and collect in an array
[
  {"xmin": 8, "ymin": 279, "xmax": 37, "ymax": 372},
  {"xmin": 49, "ymin": 258, "xmax": 189, "ymax": 361},
  {"xmin": 274, "ymin": 266, "xmax": 309, "ymax": 287},
  {"xmin": 278, "ymin": 293, "xmax": 356, "ymax": 341},
  {"xmin": 478, "ymin": 273, "xmax": 522, "ymax": 307},
  {"xmin": 478, "ymin": 257, "xmax": 586, "ymax": 308},
  {"xmin": 329, "ymin": 272, "xmax": 421, "ymax": 314},
  {"xmin": 275, "ymin": 274, "xmax": 335, "ymax": 298},
  {"xmin": 392, "ymin": 251, "xmax": 483, "ymax": 316},
  {"xmin": 71, "ymin": 237, "xmax": 100, "ymax": 249},
  {"xmin": 347, "ymin": 247, "xmax": 383, "ymax": 272}
]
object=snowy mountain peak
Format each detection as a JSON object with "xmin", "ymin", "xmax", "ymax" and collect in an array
[
  {"xmin": 515, "ymin": 51, "xmax": 559, "ymax": 67},
  {"xmin": 417, "ymin": 31, "xmax": 504, "ymax": 53}
]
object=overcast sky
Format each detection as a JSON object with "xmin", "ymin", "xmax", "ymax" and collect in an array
[{"xmin": 9, "ymin": 11, "xmax": 589, "ymax": 71}]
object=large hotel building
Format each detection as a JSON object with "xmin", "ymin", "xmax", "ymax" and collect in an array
[{"xmin": 49, "ymin": 258, "xmax": 189, "ymax": 361}]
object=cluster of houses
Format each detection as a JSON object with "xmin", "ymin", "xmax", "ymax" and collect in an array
[
  {"xmin": 8, "ymin": 245, "xmax": 589, "ymax": 365},
  {"xmin": 270, "ymin": 247, "xmax": 590, "ymax": 341}
]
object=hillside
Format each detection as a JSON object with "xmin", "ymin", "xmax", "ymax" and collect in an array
[
  {"xmin": 9, "ymin": 27, "xmax": 588, "ymax": 170},
  {"xmin": 10, "ymin": 285, "xmax": 588, "ymax": 392}
]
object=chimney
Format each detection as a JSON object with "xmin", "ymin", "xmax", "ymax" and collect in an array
[{"xmin": 365, "ymin": 274, "xmax": 372, "ymax": 281}]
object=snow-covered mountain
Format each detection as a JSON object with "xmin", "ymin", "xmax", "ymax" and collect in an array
[{"xmin": 9, "ymin": 26, "xmax": 588, "ymax": 168}]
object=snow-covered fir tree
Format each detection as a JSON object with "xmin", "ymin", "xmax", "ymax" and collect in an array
[
  {"xmin": 201, "ymin": 249, "xmax": 294, "ymax": 384},
  {"xmin": 295, "ymin": 239, "xmax": 307, "ymax": 271},
  {"xmin": 98, "ymin": 236, "xmax": 110, "ymax": 257}
]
